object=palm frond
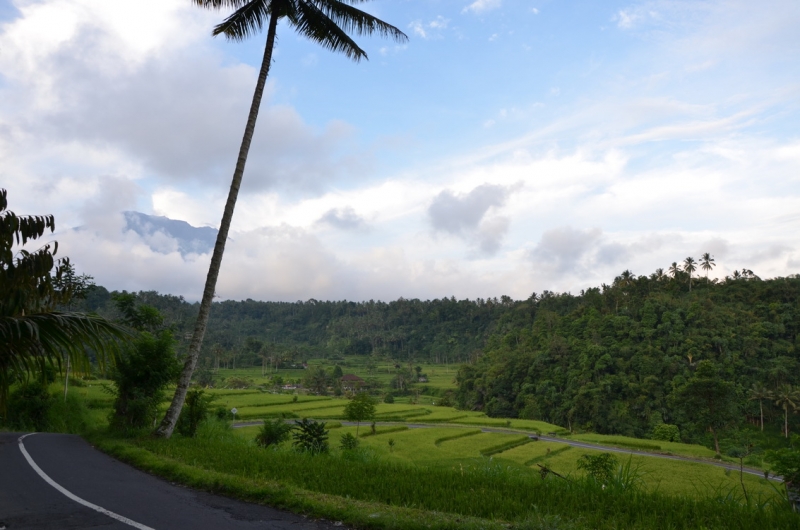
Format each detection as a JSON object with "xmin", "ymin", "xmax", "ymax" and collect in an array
[
  {"xmin": 0, "ymin": 312, "xmax": 130, "ymax": 412},
  {"xmin": 193, "ymin": 0, "xmax": 257, "ymax": 10},
  {"xmin": 313, "ymin": 0, "xmax": 407, "ymax": 43},
  {"xmin": 292, "ymin": 1, "xmax": 367, "ymax": 61},
  {"xmin": 212, "ymin": 0, "xmax": 272, "ymax": 41}
]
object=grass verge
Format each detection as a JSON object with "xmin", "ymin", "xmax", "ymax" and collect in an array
[{"xmin": 85, "ymin": 425, "xmax": 799, "ymax": 530}]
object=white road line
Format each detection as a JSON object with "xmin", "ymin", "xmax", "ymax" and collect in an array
[{"xmin": 17, "ymin": 433, "xmax": 156, "ymax": 530}]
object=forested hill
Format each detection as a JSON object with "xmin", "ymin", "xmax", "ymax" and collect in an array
[
  {"xmin": 79, "ymin": 288, "xmax": 516, "ymax": 365},
  {"xmin": 81, "ymin": 270, "xmax": 800, "ymax": 441},
  {"xmin": 456, "ymin": 272, "xmax": 800, "ymax": 443}
]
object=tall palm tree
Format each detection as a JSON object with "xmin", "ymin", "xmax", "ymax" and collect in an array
[
  {"xmin": 700, "ymin": 252, "xmax": 715, "ymax": 281},
  {"xmin": 773, "ymin": 384, "xmax": 800, "ymax": 438},
  {"xmin": 668, "ymin": 262, "xmax": 682, "ymax": 280},
  {"xmin": 156, "ymin": 0, "xmax": 407, "ymax": 438},
  {"xmin": 747, "ymin": 382, "xmax": 772, "ymax": 431},
  {"xmin": 683, "ymin": 257, "xmax": 697, "ymax": 292}
]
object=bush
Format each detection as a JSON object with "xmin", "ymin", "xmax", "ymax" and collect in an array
[
  {"xmin": 339, "ymin": 432, "xmax": 360, "ymax": 450},
  {"xmin": 383, "ymin": 393, "xmax": 394, "ymax": 403},
  {"xmin": 292, "ymin": 418, "xmax": 329, "ymax": 454},
  {"xmin": 577, "ymin": 453, "xmax": 618, "ymax": 485},
  {"xmin": 256, "ymin": 418, "xmax": 294, "ymax": 448},
  {"xmin": 46, "ymin": 392, "xmax": 95, "ymax": 434},
  {"xmin": 652, "ymin": 424, "xmax": 681, "ymax": 442},
  {"xmin": 177, "ymin": 388, "xmax": 215, "ymax": 438},
  {"xmin": 110, "ymin": 331, "xmax": 181, "ymax": 431},
  {"xmin": 6, "ymin": 382, "xmax": 53, "ymax": 431},
  {"xmin": 224, "ymin": 377, "xmax": 252, "ymax": 389}
]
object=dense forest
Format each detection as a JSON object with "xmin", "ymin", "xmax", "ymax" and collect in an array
[
  {"xmin": 456, "ymin": 268, "xmax": 800, "ymax": 447},
  {"xmin": 77, "ymin": 265, "xmax": 800, "ymax": 446},
  {"xmin": 77, "ymin": 287, "xmax": 513, "ymax": 367}
]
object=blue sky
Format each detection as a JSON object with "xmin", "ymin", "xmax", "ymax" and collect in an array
[{"xmin": 1, "ymin": 0, "xmax": 799, "ymax": 301}]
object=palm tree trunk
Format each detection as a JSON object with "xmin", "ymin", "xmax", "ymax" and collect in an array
[
  {"xmin": 711, "ymin": 426, "xmax": 720, "ymax": 455},
  {"xmin": 155, "ymin": 11, "xmax": 280, "ymax": 438},
  {"xmin": 785, "ymin": 407, "xmax": 789, "ymax": 438},
  {"xmin": 760, "ymin": 400, "xmax": 764, "ymax": 432}
]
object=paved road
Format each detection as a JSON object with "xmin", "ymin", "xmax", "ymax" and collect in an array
[{"xmin": 0, "ymin": 432, "xmax": 345, "ymax": 530}]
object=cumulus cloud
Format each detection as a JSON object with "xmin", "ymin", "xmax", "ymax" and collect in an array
[
  {"xmin": 462, "ymin": 0, "xmax": 502, "ymax": 15},
  {"xmin": 0, "ymin": 0, "xmax": 365, "ymax": 198},
  {"xmin": 428, "ymin": 183, "xmax": 516, "ymax": 255},
  {"xmin": 316, "ymin": 207, "xmax": 368, "ymax": 231}
]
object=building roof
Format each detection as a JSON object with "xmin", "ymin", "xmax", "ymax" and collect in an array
[{"xmin": 340, "ymin": 374, "xmax": 365, "ymax": 382}]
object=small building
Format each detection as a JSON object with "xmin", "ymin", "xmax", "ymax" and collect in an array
[{"xmin": 340, "ymin": 374, "xmax": 365, "ymax": 392}]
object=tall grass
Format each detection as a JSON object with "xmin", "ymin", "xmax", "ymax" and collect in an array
[{"xmin": 112, "ymin": 425, "xmax": 799, "ymax": 530}]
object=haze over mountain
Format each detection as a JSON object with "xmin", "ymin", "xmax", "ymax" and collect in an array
[{"xmin": 123, "ymin": 211, "xmax": 217, "ymax": 257}]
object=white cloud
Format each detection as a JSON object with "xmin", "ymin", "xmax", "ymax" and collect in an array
[
  {"xmin": 462, "ymin": 0, "xmax": 502, "ymax": 15},
  {"xmin": 408, "ymin": 16, "xmax": 449, "ymax": 39}
]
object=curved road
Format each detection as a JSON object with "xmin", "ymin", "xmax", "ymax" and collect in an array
[{"xmin": 0, "ymin": 432, "xmax": 344, "ymax": 530}]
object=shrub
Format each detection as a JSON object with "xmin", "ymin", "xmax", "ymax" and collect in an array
[
  {"xmin": 109, "ymin": 331, "xmax": 181, "ymax": 431},
  {"xmin": 223, "ymin": 377, "xmax": 252, "ymax": 389},
  {"xmin": 339, "ymin": 432, "xmax": 360, "ymax": 451},
  {"xmin": 292, "ymin": 418, "xmax": 329, "ymax": 454},
  {"xmin": 383, "ymin": 393, "xmax": 394, "ymax": 404},
  {"xmin": 652, "ymin": 424, "xmax": 681, "ymax": 442},
  {"xmin": 177, "ymin": 388, "xmax": 215, "ymax": 438},
  {"xmin": 256, "ymin": 418, "xmax": 294, "ymax": 448},
  {"xmin": 577, "ymin": 453, "xmax": 618, "ymax": 485},
  {"xmin": 6, "ymin": 381, "xmax": 53, "ymax": 431}
]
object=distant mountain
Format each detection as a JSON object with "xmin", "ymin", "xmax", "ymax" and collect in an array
[{"xmin": 123, "ymin": 211, "xmax": 217, "ymax": 257}]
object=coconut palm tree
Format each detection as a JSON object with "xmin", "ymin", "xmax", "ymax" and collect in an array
[
  {"xmin": 668, "ymin": 262, "xmax": 682, "ymax": 279},
  {"xmin": 683, "ymin": 257, "xmax": 697, "ymax": 292},
  {"xmin": 700, "ymin": 252, "xmax": 715, "ymax": 281},
  {"xmin": 156, "ymin": 0, "xmax": 407, "ymax": 438},
  {"xmin": 773, "ymin": 384, "xmax": 800, "ymax": 438},
  {"xmin": 747, "ymin": 382, "xmax": 772, "ymax": 432}
]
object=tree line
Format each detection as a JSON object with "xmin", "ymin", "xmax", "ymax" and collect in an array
[{"xmin": 455, "ymin": 264, "xmax": 800, "ymax": 450}]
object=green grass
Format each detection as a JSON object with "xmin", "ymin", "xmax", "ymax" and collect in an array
[
  {"xmin": 86, "ymin": 425, "xmax": 799, "ymax": 530},
  {"xmin": 567, "ymin": 433, "xmax": 723, "ymax": 460}
]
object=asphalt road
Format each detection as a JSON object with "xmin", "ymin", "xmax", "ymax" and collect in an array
[{"xmin": 0, "ymin": 432, "xmax": 345, "ymax": 530}]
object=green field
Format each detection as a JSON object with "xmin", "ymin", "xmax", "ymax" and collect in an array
[{"xmin": 233, "ymin": 422, "xmax": 778, "ymax": 499}]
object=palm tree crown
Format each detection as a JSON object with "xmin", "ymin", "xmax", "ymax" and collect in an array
[
  {"xmin": 773, "ymin": 384, "xmax": 800, "ymax": 438},
  {"xmin": 668, "ymin": 262, "xmax": 682, "ymax": 279},
  {"xmin": 683, "ymin": 256, "xmax": 696, "ymax": 291},
  {"xmin": 747, "ymin": 382, "xmax": 772, "ymax": 432},
  {"xmin": 157, "ymin": 0, "xmax": 407, "ymax": 438},
  {"xmin": 700, "ymin": 252, "xmax": 715, "ymax": 280}
]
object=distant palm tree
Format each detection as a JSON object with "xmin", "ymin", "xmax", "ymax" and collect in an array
[
  {"xmin": 683, "ymin": 257, "xmax": 697, "ymax": 292},
  {"xmin": 700, "ymin": 252, "xmax": 715, "ymax": 281},
  {"xmin": 156, "ymin": 0, "xmax": 407, "ymax": 439},
  {"xmin": 747, "ymin": 382, "xmax": 772, "ymax": 432},
  {"xmin": 653, "ymin": 268, "xmax": 665, "ymax": 281},
  {"xmin": 773, "ymin": 384, "xmax": 800, "ymax": 438},
  {"xmin": 731, "ymin": 270, "xmax": 742, "ymax": 280},
  {"xmin": 668, "ymin": 262, "xmax": 682, "ymax": 279}
]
